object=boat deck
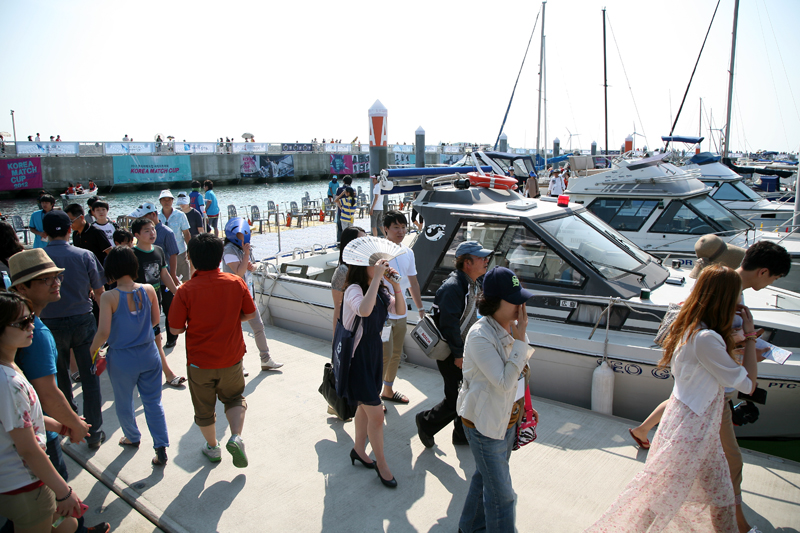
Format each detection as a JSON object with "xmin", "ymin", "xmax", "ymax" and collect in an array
[{"xmin": 43, "ymin": 321, "xmax": 800, "ymax": 532}]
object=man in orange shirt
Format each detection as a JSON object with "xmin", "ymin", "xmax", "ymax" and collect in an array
[{"xmin": 168, "ymin": 233, "xmax": 257, "ymax": 468}]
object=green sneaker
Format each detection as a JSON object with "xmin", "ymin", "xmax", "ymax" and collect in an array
[
  {"xmin": 202, "ymin": 443, "xmax": 222, "ymax": 463},
  {"xmin": 226, "ymin": 435, "xmax": 248, "ymax": 468}
]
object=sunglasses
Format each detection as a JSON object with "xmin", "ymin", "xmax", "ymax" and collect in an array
[{"xmin": 9, "ymin": 313, "xmax": 35, "ymax": 330}]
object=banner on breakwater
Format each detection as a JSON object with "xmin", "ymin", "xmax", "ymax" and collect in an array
[
  {"xmin": 330, "ymin": 154, "xmax": 369, "ymax": 175},
  {"xmin": 173, "ymin": 142, "xmax": 218, "ymax": 154},
  {"xmin": 240, "ymin": 155, "xmax": 294, "ymax": 178},
  {"xmin": 16, "ymin": 142, "xmax": 80, "ymax": 156},
  {"xmin": 104, "ymin": 142, "xmax": 156, "ymax": 154},
  {"xmin": 0, "ymin": 158, "xmax": 43, "ymax": 191},
  {"xmin": 440, "ymin": 154, "xmax": 462, "ymax": 166},
  {"xmin": 281, "ymin": 143, "xmax": 313, "ymax": 152},
  {"xmin": 393, "ymin": 154, "xmax": 415, "ymax": 166},
  {"xmin": 232, "ymin": 143, "xmax": 269, "ymax": 153},
  {"xmin": 112, "ymin": 155, "xmax": 192, "ymax": 184}
]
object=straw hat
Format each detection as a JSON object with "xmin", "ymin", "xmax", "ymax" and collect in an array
[
  {"xmin": 8, "ymin": 249, "xmax": 64, "ymax": 288},
  {"xmin": 689, "ymin": 234, "xmax": 746, "ymax": 279}
]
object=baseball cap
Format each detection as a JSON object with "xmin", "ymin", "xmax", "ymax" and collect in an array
[
  {"xmin": 175, "ymin": 192, "xmax": 190, "ymax": 206},
  {"xmin": 42, "ymin": 210, "xmax": 72, "ymax": 237},
  {"xmin": 331, "ymin": 175, "xmax": 338, "ymax": 181},
  {"xmin": 129, "ymin": 202, "xmax": 158, "ymax": 218},
  {"xmin": 482, "ymin": 266, "xmax": 534, "ymax": 305},
  {"xmin": 456, "ymin": 241, "xmax": 493, "ymax": 258},
  {"xmin": 158, "ymin": 189, "xmax": 174, "ymax": 200}
]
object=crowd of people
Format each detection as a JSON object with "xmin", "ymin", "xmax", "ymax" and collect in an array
[{"xmin": 0, "ymin": 168, "xmax": 793, "ymax": 531}]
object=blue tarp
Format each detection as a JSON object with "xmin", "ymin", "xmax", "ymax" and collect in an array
[
  {"xmin": 688, "ymin": 152, "xmax": 721, "ymax": 165},
  {"xmin": 384, "ymin": 166, "xmax": 492, "ymax": 178}
]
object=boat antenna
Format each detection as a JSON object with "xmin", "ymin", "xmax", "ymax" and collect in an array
[
  {"xmin": 663, "ymin": 0, "xmax": 722, "ymax": 151},
  {"xmin": 602, "ymin": 7, "xmax": 608, "ymax": 156},
  {"xmin": 493, "ymin": 4, "xmax": 541, "ymax": 151}
]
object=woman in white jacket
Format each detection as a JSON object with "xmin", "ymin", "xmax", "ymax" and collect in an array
[
  {"xmin": 586, "ymin": 264, "xmax": 758, "ymax": 532},
  {"xmin": 456, "ymin": 267, "xmax": 536, "ymax": 533}
]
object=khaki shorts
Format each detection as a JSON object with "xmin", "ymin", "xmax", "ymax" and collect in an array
[
  {"xmin": 0, "ymin": 484, "xmax": 56, "ymax": 528},
  {"xmin": 188, "ymin": 361, "xmax": 247, "ymax": 427}
]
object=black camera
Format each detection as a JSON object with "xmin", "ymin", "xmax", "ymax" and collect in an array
[{"xmin": 730, "ymin": 401, "xmax": 760, "ymax": 426}]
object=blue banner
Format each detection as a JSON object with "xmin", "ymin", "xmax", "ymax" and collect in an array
[{"xmin": 112, "ymin": 155, "xmax": 192, "ymax": 184}]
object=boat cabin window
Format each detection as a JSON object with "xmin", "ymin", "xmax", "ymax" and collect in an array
[
  {"xmin": 706, "ymin": 182, "xmax": 748, "ymax": 201},
  {"xmin": 422, "ymin": 220, "xmax": 585, "ymax": 295},
  {"xmin": 539, "ymin": 213, "xmax": 646, "ymax": 280},
  {"xmin": 649, "ymin": 196, "xmax": 751, "ymax": 235},
  {"xmin": 586, "ymin": 198, "xmax": 659, "ymax": 232}
]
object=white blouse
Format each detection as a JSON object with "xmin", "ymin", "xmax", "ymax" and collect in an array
[{"xmin": 672, "ymin": 329, "xmax": 752, "ymax": 416}]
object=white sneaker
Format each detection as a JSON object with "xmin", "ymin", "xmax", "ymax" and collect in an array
[
  {"xmin": 243, "ymin": 365, "xmax": 249, "ymax": 377},
  {"xmin": 202, "ymin": 443, "xmax": 222, "ymax": 463},
  {"xmin": 226, "ymin": 435, "xmax": 248, "ymax": 468},
  {"xmin": 261, "ymin": 357, "xmax": 284, "ymax": 371}
]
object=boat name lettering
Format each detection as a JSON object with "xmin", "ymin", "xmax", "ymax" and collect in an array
[
  {"xmin": 767, "ymin": 382, "xmax": 796, "ymax": 389},
  {"xmin": 625, "ymin": 364, "xmax": 642, "ymax": 376},
  {"xmin": 559, "ymin": 300, "xmax": 577, "ymax": 309},
  {"xmin": 651, "ymin": 368, "xmax": 671, "ymax": 380}
]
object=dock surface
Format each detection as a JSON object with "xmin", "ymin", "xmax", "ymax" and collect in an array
[{"xmin": 49, "ymin": 322, "xmax": 800, "ymax": 532}]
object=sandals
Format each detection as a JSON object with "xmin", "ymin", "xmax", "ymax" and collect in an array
[
  {"xmin": 119, "ymin": 437, "xmax": 140, "ymax": 448},
  {"xmin": 152, "ymin": 446, "xmax": 168, "ymax": 466},
  {"xmin": 71, "ymin": 371, "xmax": 81, "ymax": 383},
  {"xmin": 380, "ymin": 391, "xmax": 410, "ymax": 404},
  {"xmin": 628, "ymin": 428, "xmax": 650, "ymax": 450},
  {"xmin": 165, "ymin": 376, "xmax": 187, "ymax": 387}
]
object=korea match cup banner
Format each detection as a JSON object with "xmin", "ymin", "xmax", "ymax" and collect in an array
[
  {"xmin": 173, "ymin": 142, "xmax": 218, "ymax": 154},
  {"xmin": 0, "ymin": 158, "xmax": 43, "ymax": 191},
  {"xmin": 104, "ymin": 142, "xmax": 156, "ymax": 155},
  {"xmin": 112, "ymin": 155, "xmax": 192, "ymax": 184},
  {"xmin": 15, "ymin": 142, "xmax": 80, "ymax": 156},
  {"xmin": 240, "ymin": 155, "xmax": 294, "ymax": 178},
  {"xmin": 330, "ymin": 154, "xmax": 370, "ymax": 175}
]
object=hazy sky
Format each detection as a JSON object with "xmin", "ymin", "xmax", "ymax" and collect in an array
[{"xmin": 1, "ymin": 0, "xmax": 798, "ymax": 153}]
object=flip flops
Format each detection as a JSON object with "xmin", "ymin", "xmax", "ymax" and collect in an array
[
  {"xmin": 166, "ymin": 376, "xmax": 187, "ymax": 387},
  {"xmin": 628, "ymin": 428, "xmax": 650, "ymax": 450},
  {"xmin": 380, "ymin": 391, "xmax": 409, "ymax": 404}
]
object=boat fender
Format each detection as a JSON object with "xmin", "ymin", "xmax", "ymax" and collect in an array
[{"xmin": 591, "ymin": 361, "xmax": 614, "ymax": 415}]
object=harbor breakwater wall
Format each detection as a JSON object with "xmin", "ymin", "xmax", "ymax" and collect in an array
[{"xmin": 0, "ymin": 152, "xmax": 445, "ymax": 198}]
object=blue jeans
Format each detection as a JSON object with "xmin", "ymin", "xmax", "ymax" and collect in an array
[
  {"xmin": 42, "ymin": 313, "xmax": 103, "ymax": 442},
  {"xmin": 459, "ymin": 425, "xmax": 517, "ymax": 533},
  {"xmin": 46, "ymin": 437, "xmax": 69, "ymax": 481}
]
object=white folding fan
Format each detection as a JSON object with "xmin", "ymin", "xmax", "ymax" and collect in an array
[{"xmin": 342, "ymin": 236, "xmax": 406, "ymax": 266}]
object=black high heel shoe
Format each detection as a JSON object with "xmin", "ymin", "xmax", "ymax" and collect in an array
[
  {"xmin": 350, "ymin": 448, "xmax": 375, "ymax": 469},
  {"xmin": 375, "ymin": 464, "xmax": 397, "ymax": 488}
]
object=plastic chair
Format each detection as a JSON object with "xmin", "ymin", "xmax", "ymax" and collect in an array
[
  {"xmin": 11, "ymin": 215, "xmax": 29, "ymax": 245},
  {"xmin": 267, "ymin": 201, "xmax": 284, "ymax": 224},
  {"xmin": 289, "ymin": 201, "xmax": 303, "ymax": 227},
  {"xmin": 251, "ymin": 205, "xmax": 265, "ymax": 233},
  {"xmin": 227, "ymin": 205, "xmax": 238, "ymax": 219}
]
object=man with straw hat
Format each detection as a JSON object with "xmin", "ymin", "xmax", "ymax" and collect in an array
[{"xmin": 8, "ymin": 249, "xmax": 92, "ymax": 478}]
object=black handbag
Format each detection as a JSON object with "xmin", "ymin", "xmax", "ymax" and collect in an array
[
  {"xmin": 331, "ymin": 302, "xmax": 362, "ymax": 397},
  {"xmin": 319, "ymin": 363, "xmax": 357, "ymax": 420}
]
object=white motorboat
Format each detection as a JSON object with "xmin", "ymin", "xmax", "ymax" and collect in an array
[
  {"xmin": 566, "ymin": 152, "xmax": 800, "ymax": 294},
  {"xmin": 682, "ymin": 152, "xmax": 798, "ymax": 233},
  {"xmin": 254, "ymin": 158, "xmax": 800, "ymax": 438},
  {"xmin": 60, "ymin": 187, "xmax": 99, "ymax": 200}
]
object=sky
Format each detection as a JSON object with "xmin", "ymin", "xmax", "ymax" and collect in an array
[{"xmin": 1, "ymin": 0, "xmax": 799, "ymax": 154}]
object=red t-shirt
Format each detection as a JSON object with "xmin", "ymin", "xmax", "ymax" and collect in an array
[{"xmin": 168, "ymin": 269, "xmax": 256, "ymax": 369}]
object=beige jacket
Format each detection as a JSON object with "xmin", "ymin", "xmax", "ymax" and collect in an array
[{"xmin": 456, "ymin": 316, "xmax": 534, "ymax": 440}]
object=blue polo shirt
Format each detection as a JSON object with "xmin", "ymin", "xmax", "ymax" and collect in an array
[
  {"xmin": 154, "ymin": 222, "xmax": 179, "ymax": 272},
  {"xmin": 15, "ymin": 316, "xmax": 59, "ymax": 441},
  {"xmin": 29, "ymin": 209, "xmax": 47, "ymax": 249},
  {"xmin": 39, "ymin": 240, "xmax": 105, "ymax": 319},
  {"xmin": 204, "ymin": 190, "xmax": 220, "ymax": 217}
]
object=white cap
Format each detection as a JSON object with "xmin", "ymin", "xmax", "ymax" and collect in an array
[{"xmin": 176, "ymin": 192, "xmax": 190, "ymax": 206}]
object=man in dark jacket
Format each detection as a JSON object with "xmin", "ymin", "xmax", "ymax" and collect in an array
[{"xmin": 416, "ymin": 240, "xmax": 492, "ymax": 448}]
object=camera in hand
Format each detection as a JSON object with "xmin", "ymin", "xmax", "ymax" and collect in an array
[{"xmin": 730, "ymin": 400, "xmax": 760, "ymax": 426}]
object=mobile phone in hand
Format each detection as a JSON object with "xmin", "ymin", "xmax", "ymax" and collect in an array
[{"xmin": 72, "ymin": 503, "xmax": 88, "ymax": 518}]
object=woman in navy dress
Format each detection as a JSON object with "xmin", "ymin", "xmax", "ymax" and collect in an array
[{"xmin": 342, "ymin": 256, "xmax": 404, "ymax": 488}]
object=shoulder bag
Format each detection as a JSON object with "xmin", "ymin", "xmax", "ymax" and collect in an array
[
  {"xmin": 513, "ymin": 386, "xmax": 537, "ymax": 451},
  {"xmin": 411, "ymin": 286, "xmax": 476, "ymax": 361}
]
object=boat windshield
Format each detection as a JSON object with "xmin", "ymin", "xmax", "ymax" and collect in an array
[
  {"xmin": 649, "ymin": 195, "xmax": 751, "ymax": 234},
  {"xmin": 539, "ymin": 213, "xmax": 646, "ymax": 280},
  {"xmin": 706, "ymin": 180, "xmax": 763, "ymax": 202}
]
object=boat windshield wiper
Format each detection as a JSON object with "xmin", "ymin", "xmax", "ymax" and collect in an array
[{"xmin": 584, "ymin": 259, "xmax": 646, "ymax": 284}]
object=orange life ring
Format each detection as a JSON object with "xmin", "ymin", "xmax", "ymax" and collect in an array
[{"xmin": 467, "ymin": 172, "xmax": 518, "ymax": 190}]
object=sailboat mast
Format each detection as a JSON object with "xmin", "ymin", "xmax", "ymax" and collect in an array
[
  {"xmin": 722, "ymin": 0, "xmax": 739, "ymax": 158},
  {"xmin": 543, "ymin": 36, "xmax": 548, "ymax": 169},
  {"xmin": 603, "ymin": 8, "xmax": 609, "ymax": 156},
  {"xmin": 536, "ymin": 1, "xmax": 546, "ymax": 157},
  {"xmin": 699, "ymin": 98, "xmax": 702, "ymax": 149}
]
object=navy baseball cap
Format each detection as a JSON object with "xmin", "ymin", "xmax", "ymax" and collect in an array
[
  {"xmin": 456, "ymin": 241, "xmax": 493, "ymax": 258},
  {"xmin": 42, "ymin": 210, "xmax": 72, "ymax": 237},
  {"xmin": 482, "ymin": 266, "xmax": 534, "ymax": 305}
]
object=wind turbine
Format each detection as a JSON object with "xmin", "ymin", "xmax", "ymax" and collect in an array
[
  {"xmin": 630, "ymin": 122, "xmax": 646, "ymax": 152},
  {"xmin": 565, "ymin": 127, "xmax": 581, "ymax": 152}
]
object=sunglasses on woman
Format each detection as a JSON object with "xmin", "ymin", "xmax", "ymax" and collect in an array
[{"xmin": 9, "ymin": 313, "xmax": 35, "ymax": 330}]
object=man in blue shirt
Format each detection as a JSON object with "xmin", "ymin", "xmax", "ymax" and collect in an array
[
  {"xmin": 9, "ymin": 248, "xmax": 92, "ymax": 475},
  {"xmin": 203, "ymin": 180, "xmax": 220, "ymax": 237},
  {"xmin": 326, "ymin": 175, "xmax": 339, "ymax": 201},
  {"xmin": 28, "ymin": 193, "xmax": 55, "ymax": 249},
  {"xmin": 39, "ymin": 210, "xmax": 106, "ymax": 448}
]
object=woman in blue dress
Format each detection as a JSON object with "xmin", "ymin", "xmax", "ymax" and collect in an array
[
  {"xmin": 342, "ymin": 248, "xmax": 404, "ymax": 488},
  {"xmin": 90, "ymin": 246, "xmax": 169, "ymax": 466}
]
